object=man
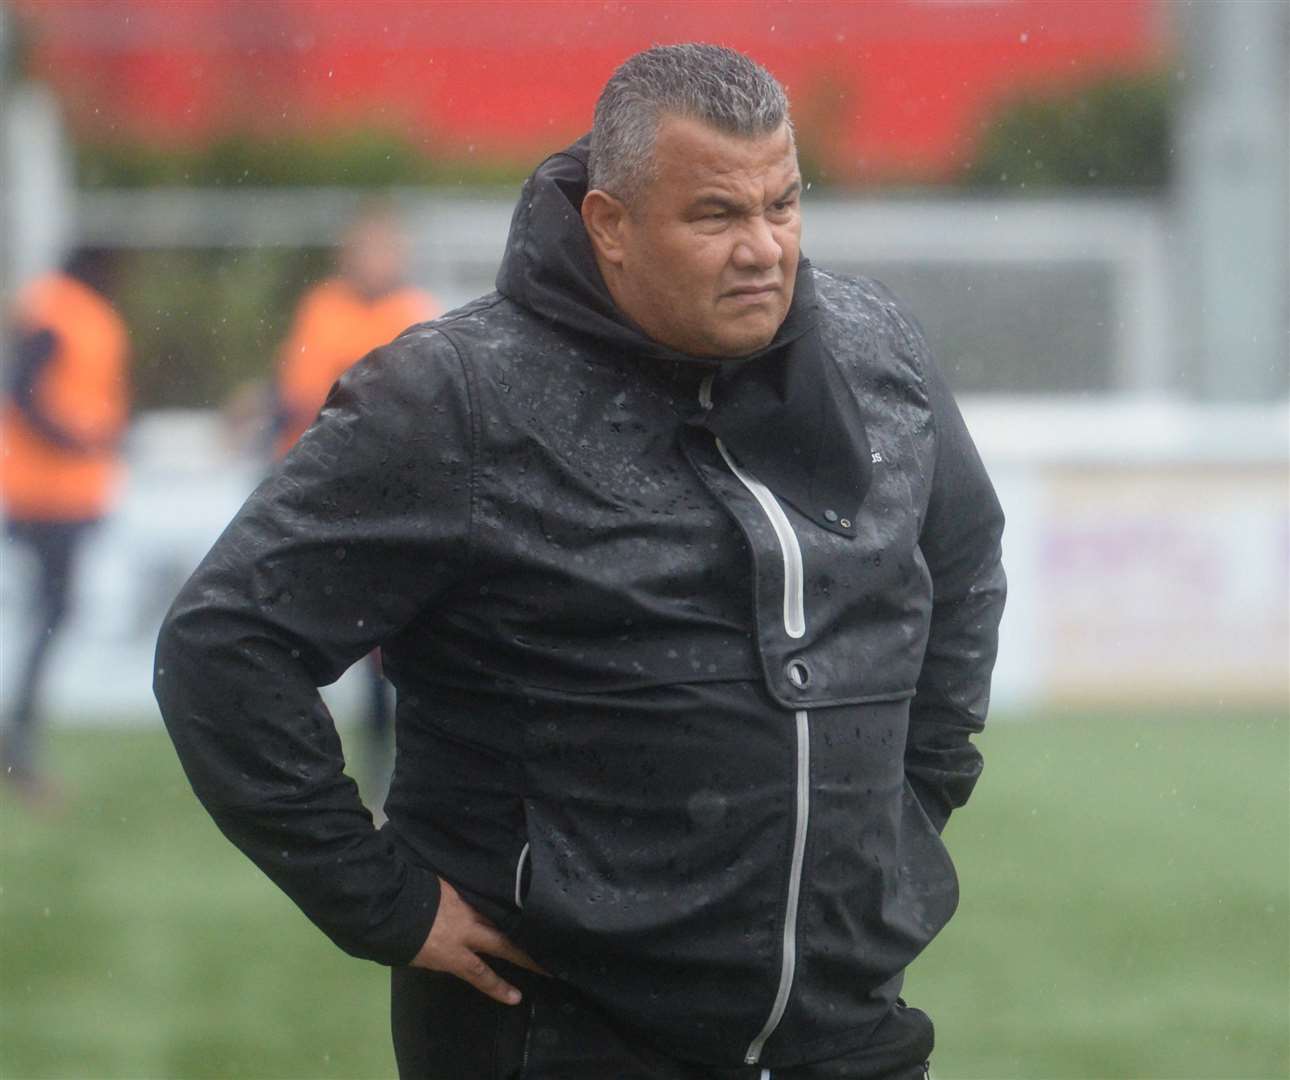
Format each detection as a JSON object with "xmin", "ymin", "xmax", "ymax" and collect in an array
[
  {"xmin": 156, "ymin": 44, "xmax": 1005, "ymax": 1079},
  {"xmin": 271, "ymin": 202, "xmax": 440, "ymax": 804},
  {"xmin": 3, "ymin": 248, "xmax": 129, "ymax": 805},
  {"xmin": 273, "ymin": 203, "xmax": 440, "ymax": 457}
]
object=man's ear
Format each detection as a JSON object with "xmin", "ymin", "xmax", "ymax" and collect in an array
[{"xmin": 581, "ymin": 189, "xmax": 629, "ymax": 267}]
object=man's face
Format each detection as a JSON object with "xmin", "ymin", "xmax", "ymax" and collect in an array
[{"xmin": 608, "ymin": 115, "xmax": 802, "ymax": 358}]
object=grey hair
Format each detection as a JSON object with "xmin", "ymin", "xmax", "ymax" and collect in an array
[{"xmin": 588, "ymin": 43, "xmax": 792, "ymax": 205}]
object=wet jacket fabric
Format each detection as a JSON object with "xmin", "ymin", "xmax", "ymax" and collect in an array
[
  {"xmin": 1, "ymin": 272, "xmax": 129, "ymax": 521},
  {"xmin": 274, "ymin": 277, "xmax": 439, "ymax": 456},
  {"xmin": 155, "ymin": 141, "xmax": 1005, "ymax": 1069}
]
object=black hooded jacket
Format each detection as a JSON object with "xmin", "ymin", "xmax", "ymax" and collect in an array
[{"xmin": 155, "ymin": 140, "xmax": 1005, "ymax": 1069}]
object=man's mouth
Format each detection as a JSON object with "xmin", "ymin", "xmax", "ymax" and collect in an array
[{"xmin": 724, "ymin": 283, "xmax": 780, "ymax": 301}]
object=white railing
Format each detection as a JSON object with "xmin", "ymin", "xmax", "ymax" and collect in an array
[{"xmin": 76, "ymin": 187, "xmax": 1178, "ymax": 395}]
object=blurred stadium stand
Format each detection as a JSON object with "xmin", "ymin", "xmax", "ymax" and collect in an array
[{"xmin": 5, "ymin": 0, "xmax": 1170, "ymax": 178}]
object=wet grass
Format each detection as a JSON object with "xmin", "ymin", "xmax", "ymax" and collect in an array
[
  {"xmin": 908, "ymin": 708, "xmax": 1289, "ymax": 1080},
  {"xmin": 1, "ymin": 710, "xmax": 1286, "ymax": 1079},
  {"xmin": 0, "ymin": 724, "xmax": 392, "ymax": 1079}
]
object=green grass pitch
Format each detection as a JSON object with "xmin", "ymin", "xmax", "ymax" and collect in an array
[{"xmin": 2, "ymin": 710, "xmax": 1286, "ymax": 1079}]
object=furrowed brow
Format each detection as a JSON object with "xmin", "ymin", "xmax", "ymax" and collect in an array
[
  {"xmin": 772, "ymin": 180, "xmax": 803, "ymax": 204},
  {"xmin": 690, "ymin": 194, "xmax": 744, "ymax": 214}
]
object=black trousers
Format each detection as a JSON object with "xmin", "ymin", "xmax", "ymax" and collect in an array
[
  {"xmin": 2, "ymin": 518, "xmax": 95, "ymax": 775},
  {"xmin": 391, "ymin": 962, "xmax": 933, "ymax": 1080}
]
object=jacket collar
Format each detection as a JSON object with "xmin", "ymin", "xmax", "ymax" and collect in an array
[{"xmin": 496, "ymin": 136, "xmax": 871, "ymax": 536}]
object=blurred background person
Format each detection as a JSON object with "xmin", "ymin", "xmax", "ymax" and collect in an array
[
  {"xmin": 0, "ymin": 247, "xmax": 129, "ymax": 805},
  {"xmin": 273, "ymin": 201, "xmax": 439, "ymax": 457},
  {"xmin": 272, "ymin": 201, "xmax": 440, "ymax": 808}
]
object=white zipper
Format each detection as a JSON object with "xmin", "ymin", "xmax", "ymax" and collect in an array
[
  {"xmin": 744, "ymin": 707, "xmax": 811, "ymax": 1064},
  {"xmin": 699, "ymin": 375, "xmax": 811, "ymax": 1065},
  {"xmin": 713, "ymin": 439, "xmax": 805, "ymax": 640},
  {"xmin": 701, "ymin": 374, "xmax": 805, "ymax": 640}
]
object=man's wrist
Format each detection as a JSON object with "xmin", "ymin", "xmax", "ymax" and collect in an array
[{"xmin": 372, "ymin": 862, "xmax": 443, "ymax": 966}]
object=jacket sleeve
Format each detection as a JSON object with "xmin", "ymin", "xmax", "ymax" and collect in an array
[
  {"xmin": 904, "ymin": 326, "xmax": 1006, "ymax": 834},
  {"xmin": 154, "ymin": 328, "xmax": 474, "ymax": 964}
]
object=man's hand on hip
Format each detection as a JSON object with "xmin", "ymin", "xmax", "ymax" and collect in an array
[{"xmin": 411, "ymin": 878, "xmax": 544, "ymax": 1005}]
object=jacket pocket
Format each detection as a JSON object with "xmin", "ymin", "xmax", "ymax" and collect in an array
[
  {"xmin": 891, "ymin": 777, "xmax": 959, "ymax": 940},
  {"xmin": 493, "ymin": 832, "xmax": 534, "ymax": 938},
  {"xmin": 514, "ymin": 841, "xmax": 532, "ymax": 910}
]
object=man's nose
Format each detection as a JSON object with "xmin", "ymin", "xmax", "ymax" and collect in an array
[{"xmin": 732, "ymin": 216, "xmax": 783, "ymax": 271}]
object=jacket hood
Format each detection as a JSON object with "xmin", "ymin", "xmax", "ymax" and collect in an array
[{"xmin": 496, "ymin": 136, "xmax": 872, "ymax": 535}]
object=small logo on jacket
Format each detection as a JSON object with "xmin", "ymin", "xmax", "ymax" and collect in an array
[{"xmin": 871, "ymin": 451, "xmax": 884, "ymax": 464}]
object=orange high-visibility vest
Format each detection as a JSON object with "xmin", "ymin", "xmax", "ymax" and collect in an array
[
  {"xmin": 0, "ymin": 273, "xmax": 130, "ymax": 522},
  {"xmin": 275, "ymin": 279, "xmax": 438, "ymax": 457}
]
